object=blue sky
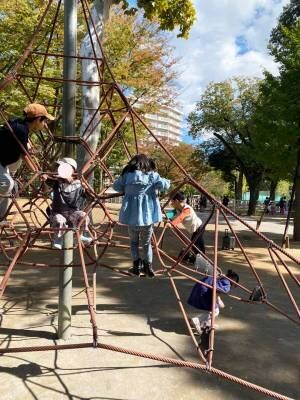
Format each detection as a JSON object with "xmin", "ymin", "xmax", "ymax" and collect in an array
[
  {"xmin": 168, "ymin": 0, "xmax": 289, "ymax": 143},
  {"xmin": 126, "ymin": 0, "xmax": 289, "ymax": 144}
]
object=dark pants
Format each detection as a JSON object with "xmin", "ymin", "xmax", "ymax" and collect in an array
[{"xmin": 191, "ymin": 228, "xmax": 205, "ymax": 254}]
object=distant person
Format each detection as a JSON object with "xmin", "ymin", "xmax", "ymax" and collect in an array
[
  {"xmin": 0, "ymin": 103, "xmax": 55, "ymax": 219},
  {"xmin": 264, "ymin": 196, "xmax": 270, "ymax": 214},
  {"xmin": 278, "ymin": 196, "xmax": 287, "ymax": 215},
  {"xmin": 199, "ymin": 195, "xmax": 207, "ymax": 210},
  {"xmin": 270, "ymin": 201, "xmax": 276, "ymax": 215},
  {"xmin": 222, "ymin": 195, "xmax": 229, "ymax": 207},
  {"xmin": 113, "ymin": 154, "xmax": 170, "ymax": 277}
]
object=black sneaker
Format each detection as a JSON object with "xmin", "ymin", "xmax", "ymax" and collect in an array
[
  {"xmin": 128, "ymin": 259, "xmax": 142, "ymax": 276},
  {"xmin": 142, "ymin": 260, "xmax": 155, "ymax": 278}
]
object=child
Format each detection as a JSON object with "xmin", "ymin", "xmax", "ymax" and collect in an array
[
  {"xmin": 113, "ymin": 154, "xmax": 170, "ymax": 277},
  {"xmin": 0, "ymin": 103, "xmax": 55, "ymax": 219},
  {"xmin": 43, "ymin": 157, "xmax": 92, "ymax": 249},
  {"xmin": 188, "ymin": 269, "xmax": 239, "ymax": 333},
  {"xmin": 170, "ymin": 191, "xmax": 205, "ymax": 258}
]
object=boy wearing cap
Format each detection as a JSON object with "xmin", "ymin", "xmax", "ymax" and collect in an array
[
  {"xmin": 43, "ymin": 158, "xmax": 92, "ymax": 249},
  {"xmin": 0, "ymin": 103, "xmax": 54, "ymax": 219}
]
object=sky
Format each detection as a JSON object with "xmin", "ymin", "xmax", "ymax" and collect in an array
[{"xmin": 167, "ymin": 0, "xmax": 290, "ymax": 143}]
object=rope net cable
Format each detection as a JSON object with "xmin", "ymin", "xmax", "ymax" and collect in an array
[{"xmin": 0, "ymin": 1, "xmax": 298, "ymax": 399}]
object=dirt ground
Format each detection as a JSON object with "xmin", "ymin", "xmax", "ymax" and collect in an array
[{"xmin": 0, "ymin": 202, "xmax": 299, "ymax": 400}]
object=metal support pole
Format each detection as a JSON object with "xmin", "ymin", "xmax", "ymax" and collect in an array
[
  {"xmin": 58, "ymin": 0, "xmax": 77, "ymax": 340},
  {"xmin": 63, "ymin": 0, "xmax": 77, "ymax": 158},
  {"xmin": 58, "ymin": 231, "xmax": 74, "ymax": 339}
]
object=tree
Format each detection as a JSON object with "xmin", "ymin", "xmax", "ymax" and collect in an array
[
  {"xmin": 200, "ymin": 139, "xmax": 244, "ymax": 200},
  {"xmin": 188, "ymin": 77, "xmax": 265, "ymax": 215},
  {"xmin": 102, "ymin": 5, "xmax": 178, "ymax": 110},
  {"xmin": 121, "ymin": 0, "xmax": 196, "ymax": 39},
  {"xmin": 260, "ymin": 1, "xmax": 300, "ymax": 238},
  {"xmin": 144, "ymin": 141, "xmax": 208, "ymax": 185},
  {"xmin": 79, "ymin": 0, "xmax": 196, "ymax": 172},
  {"xmin": 0, "ymin": 1, "xmax": 184, "ymax": 179},
  {"xmin": 268, "ymin": 0, "xmax": 300, "ymax": 64},
  {"xmin": 0, "ymin": 0, "xmax": 64, "ymax": 115}
]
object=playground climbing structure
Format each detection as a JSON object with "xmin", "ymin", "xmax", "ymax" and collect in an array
[{"xmin": 0, "ymin": 2, "xmax": 298, "ymax": 399}]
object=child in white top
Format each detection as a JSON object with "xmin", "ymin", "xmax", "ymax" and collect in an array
[{"xmin": 170, "ymin": 191, "xmax": 205, "ymax": 254}]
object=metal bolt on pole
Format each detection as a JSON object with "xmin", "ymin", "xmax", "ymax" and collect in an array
[{"xmin": 58, "ymin": 0, "xmax": 77, "ymax": 340}]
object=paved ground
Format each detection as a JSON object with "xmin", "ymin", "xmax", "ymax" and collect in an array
[{"xmin": 0, "ymin": 208, "xmax": 299, "ymax": 400}]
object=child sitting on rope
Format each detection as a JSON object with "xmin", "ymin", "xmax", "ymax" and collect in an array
[
  {"xmin": 113, "ymin": 154, "xmax": 170, "ymax": 277},
  {"xmin": 169, "ymin": 191, "xmax": 205, "ymax": 261},
  {"xmin": 188, "ymin": 269, "xmax": 239, "ymax": 334},
  {"xmin": 42, "ymin": 157, "xmax": 92, "ymax": 249}
]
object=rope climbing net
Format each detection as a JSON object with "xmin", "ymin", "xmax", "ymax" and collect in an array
[{"xmin": 0, "ymin": 2, "xmax": 298, "ymax": 400}]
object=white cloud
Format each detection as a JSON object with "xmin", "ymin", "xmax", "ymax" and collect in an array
[{"xmin": 171, "ymin": 0, "xmax": 289, "ymax": 121}]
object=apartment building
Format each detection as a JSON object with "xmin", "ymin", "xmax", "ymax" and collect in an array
[{"xmin": 145, "ymin": 105, "xmax": 183, "ymax": 145}]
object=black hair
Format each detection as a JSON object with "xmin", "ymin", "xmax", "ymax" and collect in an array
[
  {"xmin": 226, "ymin": 269, "xmax": 239, "ymax": 283},
  {"xmin": 171, "ymin": 191, "xmax": 186, "ymax": 202},
  {"xmin": 121, "ymin": 154, "xmax": 151, "ymax": 176},
  {"xmin": 23, "ymin": 114, "xmax": 47, "ymax": 123},
  {"xmin": 149, "ymin": 158, "xmax": 157, "ymax": 171}
]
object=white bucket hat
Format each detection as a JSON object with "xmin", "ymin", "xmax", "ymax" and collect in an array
[{"xmin": 57, "ymin": 157, "xmax": 77, "ymax": 171}]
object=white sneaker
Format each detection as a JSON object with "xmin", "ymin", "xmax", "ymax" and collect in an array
[
  {"xmin": 53, "ymin": 238, "xmax": 63, "ymax": 250},
  {"xmin": 80, "ymin": 234, "xmax": 92, "ymax": 245}
]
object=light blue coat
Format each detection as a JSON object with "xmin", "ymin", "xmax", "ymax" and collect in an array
[{"xmin": 113, "ymin": 170, "xmax": 170, "ymax": 226}]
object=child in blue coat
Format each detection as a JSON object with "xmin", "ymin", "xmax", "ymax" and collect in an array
[
  {"xmin": 188, "ymin": 269, "xmax": 239, "ymax": 333},
  {"xmin": 113, "ymin": 154, "xmax": 170, "ymax": 277}
]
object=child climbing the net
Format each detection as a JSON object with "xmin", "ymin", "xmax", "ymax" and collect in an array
[
  {"xmin": 43, "ymin": 157, "xmax": 92, "ymax": 249},
  {"xmin": 188, "ymin": 269, "xmax": 239, "ymax": 333},
  {"xmin": 113, "ymin": 154, "xmax": 170, "ymax": 277},
  {"xmin": 168, "ymin": 191, "xmax": 205, "ymax": 264}
]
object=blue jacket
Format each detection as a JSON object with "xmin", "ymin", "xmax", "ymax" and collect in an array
[
  {"xmin": 188, "ymin": 276, "xmax": 231, "ymax": 311},
  {"xmin": 113, "ymin": 170, "xmax": 170, "ymax": 226}
]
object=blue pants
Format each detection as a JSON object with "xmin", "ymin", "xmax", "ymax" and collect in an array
[{"xmin": 128, "ymin": 225, "xmax": 153, "ymax": 263}]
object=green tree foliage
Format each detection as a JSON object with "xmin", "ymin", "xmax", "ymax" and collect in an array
[
  {"xmin": 143, "ymin": 140, "xmax": 208, "ymax": 183},
  {"xmin": 199, "ymin": 139, "xmax": 243, "ymax": 199},
  {"xmin": 102, "ymin": 5, "xmax": 178, "ymax": 111},
  {"xmin": 200, "ymin": 170, "xmax": 230, "ymax": 198},
  {"xmin": 269, "ymin": 0, "xmax": 300, "ymax": 64},
  {"xmin": 0, "ymin": 0, "xmax": 64, "ymax": 115},
  {"xmin": 0, "ymin": 1, "xmax": 179, "ymax": 122},
  {"xmin": 188, "ymin": 77, "xmax": 265, "ymax": 215},
  {"xmin": 259, "ymin": 1, "xmax": 300, "ymax": 238},
  {"xmin": 120, "ymin": 0, "xmax": 196, "ymax": 39}
]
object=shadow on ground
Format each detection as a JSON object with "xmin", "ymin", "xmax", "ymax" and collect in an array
[{"xmin": 0, "ymin": 214, "xmax": 299, "ymax": 400}]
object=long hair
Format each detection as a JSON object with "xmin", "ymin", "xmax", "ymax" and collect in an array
[{"xmin": 121, "ymin": 154, "xmax": 151, "ymax": 175}]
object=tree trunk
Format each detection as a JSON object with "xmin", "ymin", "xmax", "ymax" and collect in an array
[
  {"xmin": 246, "ymin": 172, "xmax": 264, "ymax": 216},
  {"xmin": 236, "ymin": 170, "xmax": 243, "ymax": 200},
  {"xmin": 269, "ymin": 179, "xmax": 277, "ymax": 201},
  {"xmin": 248, "ymin": 184, "xmax": 260, "ymax": 216},
  {"xmin": 78, "ymin": 0, "xmax": 112, "ymax": 181},
  {"xmin": 293, "ymin": 147, "xmax": 300, "ymax": 241}
]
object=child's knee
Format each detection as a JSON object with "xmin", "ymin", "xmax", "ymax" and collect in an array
[{"xmin": 51, "ymin": 213, "xmax": 67, "ymax": 226}]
